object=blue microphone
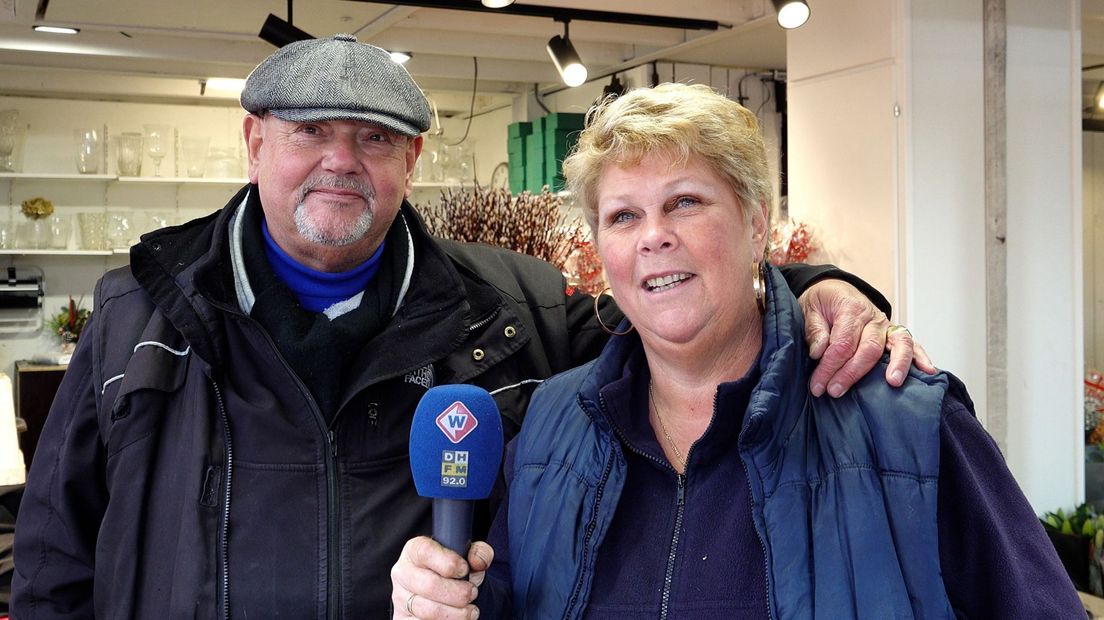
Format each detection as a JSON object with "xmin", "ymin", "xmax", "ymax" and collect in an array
[{"xmin": 410, "ymin": 384, "xmax": 504, "ymax": 557}]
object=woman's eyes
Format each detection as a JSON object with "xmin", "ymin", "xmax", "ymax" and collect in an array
[
  {"xmin": 673, "ymin": 195, "xmax": 700, "ymax": 209},
  {"xmin": 612, "ymin": 210, "xmax": 636, "ymax": 224}
]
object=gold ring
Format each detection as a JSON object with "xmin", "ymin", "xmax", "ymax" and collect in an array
[
  {"xmin": 887, "ymin": 324, "xmax": 911, "ymax": 338},
  {"xmin": 405, "ymin": 593, "xmax": 417, "ymax": 615}
]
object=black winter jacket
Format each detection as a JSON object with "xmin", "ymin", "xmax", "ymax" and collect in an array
[{"xmin": 11, "ymin": 186, "xmax": 885, "ymax": 619}]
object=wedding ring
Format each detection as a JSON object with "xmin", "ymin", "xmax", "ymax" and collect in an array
[
  {"xmin": 887, "ymin": 324, "xmax": 911, "ymax": 338},
  {"xmin": 405, "ymin": 593, "xmax": 417, "ymax": 616}
]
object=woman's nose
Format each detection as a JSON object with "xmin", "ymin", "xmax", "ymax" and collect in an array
[{"xmin": 639, "ymin": 217, "xmax": 675, "ymax": 253}]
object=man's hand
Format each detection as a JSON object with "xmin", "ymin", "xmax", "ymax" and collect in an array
[
  {"xmin": 799, "ymin": 279, "xmax": 936, "ymax": 398},
  {"xmin": 391, "ymin": 536, "xmax": 493, "ymax": 619}
]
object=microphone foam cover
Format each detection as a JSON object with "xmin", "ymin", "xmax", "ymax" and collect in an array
[{"xmin": 409, "ymin": 384, "xmax": 504, "ymax": 500}]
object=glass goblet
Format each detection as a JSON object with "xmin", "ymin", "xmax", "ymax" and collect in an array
[{"xmin": 142, "ymin": 124, "xmax": 172, "ymax": 177}]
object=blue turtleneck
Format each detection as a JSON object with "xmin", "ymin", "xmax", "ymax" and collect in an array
[{"xmin": 261, "ymin": 221, "xmax": 385, "ymax": 313}]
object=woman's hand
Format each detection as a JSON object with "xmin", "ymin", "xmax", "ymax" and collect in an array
[
  {"xmin": 391, "ymin": 536, "xmax": 494, "ymax": 619},
  {"xmin": 799, "ymin": 279, "xmax": 936, "ymax": 398}
]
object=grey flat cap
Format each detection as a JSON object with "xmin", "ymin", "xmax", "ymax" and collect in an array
[{"xmin": 241, "ymin": 34, "xmax": 431, "ymax": 136}]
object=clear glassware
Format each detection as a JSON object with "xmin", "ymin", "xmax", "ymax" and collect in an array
[
  {"xmin": 74, "ymin": 128, "xmax": 102, "ymax": 174},
  {"xmin": 0, "ymin": 110, "xmax": 25, "ymax": 173},
  {"xmin": 117, "ymin": 132, "xmax": 143, "ymax": 176},
  {"xmin": 142, "ymin": 124, "xmax": 172, "ymax": 177},
  {"xmin": 180, "ymin": 135, "xmax": 210, "ymax": 178}
]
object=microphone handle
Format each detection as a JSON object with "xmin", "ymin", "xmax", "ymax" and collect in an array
[{"xmin": 432, "ymin": 498, "xmax": 474, "ymax": 559}]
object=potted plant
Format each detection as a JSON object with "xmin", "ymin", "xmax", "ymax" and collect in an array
[
  {"xmin": 47, "ymin": 295, "xmax": 90, "ymax": 351},
  {"xmin": 1041, "ymin": 503, "xmax": 1104, "ymax": 593}
]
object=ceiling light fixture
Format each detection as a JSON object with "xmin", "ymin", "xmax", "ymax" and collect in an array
[
  {"xmin": 481, "ymin": 0, "xmax": 514, "ymax": 7},
  {"xmin": 32, "ymin": 25, "xmax": 79, "ymax": 35},
  {"xmin": 259, "ymin": 13, "xmax": 313, "ymax": 47},
  {"xmin": 547, "ymin": 19, "xmax": 586, "ymax": 88},
  {"xmin": 389, "ymin": 50, "xmax": 412, "ymax": 64},
  {"xmin": 772, "ymin": 0, "xmax": 810, "ymax": 29}
]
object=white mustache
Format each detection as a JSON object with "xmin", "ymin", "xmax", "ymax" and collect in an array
[{"xmin": 296, "ymin": 175, "xmax": 375, "ymax": 204}]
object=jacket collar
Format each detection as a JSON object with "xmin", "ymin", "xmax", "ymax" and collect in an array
[
  {"xmin": 129, "ymin": 184, "xmax": 508, "ymax": 380},
  {"xmin": 576, "ymin": 264, "xmax": 811, "ymax": 447}
]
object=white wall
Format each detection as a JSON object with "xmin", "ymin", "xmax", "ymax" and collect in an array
[
  {"xmin": 788, "ymin": 0, "xmax": 1083, "ymax": 511},
  {"xmin": 905, "ymin": 1, "xmax": 987, "ymax": 422},
  {"xmin": 787, "ymin": 0, "xmax": 902, "ymax": 309},
  {"xmin": 0, "ymin": 95, "xmax": 246, "ymax": 377}
]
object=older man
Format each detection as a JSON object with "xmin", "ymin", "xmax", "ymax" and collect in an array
[{"xmin": 11, "ymin": 35, "xmax": 922, "ymax": 618}]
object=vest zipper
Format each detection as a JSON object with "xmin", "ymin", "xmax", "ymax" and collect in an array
[
  {"xmin": 564, "ymin": 394, "xmax": 617, "ymax": 620},
  {"xmin": 211, "ymin": 379, "xmax": 233, "ymax": 620},
  {"xmin": 736, "ymin": 395, "xmax": 775, "ymax": 620},
  {"xmin": 659, "ymin": 474, "xmax": 687, "ymax": 620}
]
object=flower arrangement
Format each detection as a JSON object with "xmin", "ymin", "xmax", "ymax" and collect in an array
[
  {"xmin": 768, "ymin": 219, "xmax": 817, "ymax": 266},
  {"xmin": 48, "ymin": 295, "xmax": 90, "ymax": 343},
  {"xmin": 20, "ymin": 196, "xmax": 54, "ymax": 220},
  {"xmin": 419, "ymin": 186, "xmax": 606, "ymax": 294}
]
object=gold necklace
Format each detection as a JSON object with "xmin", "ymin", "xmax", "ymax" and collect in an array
[{"xmin": 648, "ymin": 382, "xmax": 687, "ymax": 471}]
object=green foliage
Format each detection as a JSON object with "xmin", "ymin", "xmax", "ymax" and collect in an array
[
  {"xmin": 47, "ymin": 295, "xmax": 90, "ymax": 343},
  {"xmin": 1041, "ymin": 503, "xmax": 1104, "ymax": 540}
]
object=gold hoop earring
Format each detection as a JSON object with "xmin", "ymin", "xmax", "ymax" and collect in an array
[
  {"xmin": 752, "ymin": 262, "xmax": 767, "ymax": 315},
  {"xmin": 594, "ymin": 288, "xmax": 634, "ymax": 336}
]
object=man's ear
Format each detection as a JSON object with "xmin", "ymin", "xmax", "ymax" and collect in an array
[
  {"xmin": 404, "ymin": 134, "xmax": 424, "ymax": 197},
  {"xmin": 242, "ymin": 114, "xmax": 264, "ymax": 184}
]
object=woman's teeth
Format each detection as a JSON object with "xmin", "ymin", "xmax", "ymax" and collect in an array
[{"xmin": 646, "ymin": 273, "xmax": 692, "ymax": 292}]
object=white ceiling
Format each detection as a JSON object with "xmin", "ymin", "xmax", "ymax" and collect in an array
[
  {"xmin": 0, "ymin": 0, "xmax": 785, "ymax": 114},
  {"xmin": 2, "ymin": 1, "xmax": 1103, "ymax": 116}
]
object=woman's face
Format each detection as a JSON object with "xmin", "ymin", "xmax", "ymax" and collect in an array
[{"xmin": 595, "ymin": 152, "xmax": 767, "ymax": 349}]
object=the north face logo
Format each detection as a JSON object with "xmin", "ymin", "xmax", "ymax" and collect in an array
[{"xmin": 436, "ymin": 401, "xmax": 478, "ymax": 444}]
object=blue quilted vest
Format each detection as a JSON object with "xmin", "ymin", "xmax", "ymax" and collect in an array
[{"xmin": 506, "ymin": 265, "xmax": 956, "ymax": 619}]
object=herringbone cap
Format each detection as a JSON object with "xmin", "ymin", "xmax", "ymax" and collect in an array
[{"xmin": 241, "ymin": 34, "xmax": 431, "ymax": 136}]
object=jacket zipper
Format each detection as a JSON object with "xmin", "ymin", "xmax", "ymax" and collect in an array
[
  {"xmin": 326, "ymin": 429, "xmax": 341, "ymax": 620},
  {"xmin": 604, "ymin": 403, "xmax": 690, "ymax": 620},
  {"xmin": 564, "ymin": 394, "xmax": 616, "ymax": 620},
  {"xmin": 736, "ymin": 394, "xmax": 775, "ymax": 620},
  {"xmin": 246, "ymin": 319, "xmax": 342, "ymax": 620},
  {"xmin": 211, "ymin": 379, "xmax": 233, "ymax": 620},
  {"xmin": 659, "ymin": 474, "xmax": 686, "ymax": 620},
  {"xmin": 468, "ymin": 306, "xmax": 500, "ymax": 332}
]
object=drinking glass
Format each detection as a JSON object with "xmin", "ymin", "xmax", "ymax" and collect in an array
[
  {"xmin": 106, "ymin": 209, "xmax": 132, "ymax": 249},
  {"xmin": 47, "ymin": 214, "xmax": 71, "ymax": 250},
  {"xmin": 180, "ymin": 136, "xmax": 210, "ymax": 178},
  {"xmin": 0, "ymin": 110, "xmax": 25, "ymax": 173},
  {"xmin": 142, "ymin": 124, "xmax": 172, "ymax": 177},
  {"xmin": 78, "ymin": 212, "xmax": 108, "ymax": 250},
  {"xmin": 117, "ymin": 132, "xmax": 143, "ymax": 176},
  {"xmin": 74, "ymin": 128, "xmax": 102, "ymax": 174}
]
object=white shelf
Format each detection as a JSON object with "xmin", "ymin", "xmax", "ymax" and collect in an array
[
  {"xmin": 116, "ymin": 176, "xmax": 247, "ymax": 185},
  {"xmin": 0, "ymin": 172, "xmax": 115, "ymax": 181},
  {"xmin": 0, "ymin": 172, "xmax": 246, "ymax": 185},
  {"xmin": 0, "ymin": 249, "xmax": 114, "ymax": 256}
]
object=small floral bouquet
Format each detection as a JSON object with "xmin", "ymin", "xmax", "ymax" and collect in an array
[
  {"xmin": 48, "ymin": 295, "xmax": 90, "ymax": 343},
  {"xmin": 20, "ymin": 196, "xmax": 54, "ymax": 220}
]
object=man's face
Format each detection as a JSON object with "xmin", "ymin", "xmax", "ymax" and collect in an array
[{"xmin": 244, "ymin": 114, "xmax": 422, "ymax": 272}]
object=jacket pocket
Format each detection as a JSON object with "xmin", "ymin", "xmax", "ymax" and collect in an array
[{"xmin": 103, "ymin": 342, "xmax": 191, "ymax": 458}]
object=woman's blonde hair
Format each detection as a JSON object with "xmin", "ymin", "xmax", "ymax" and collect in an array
[{"xmin": 562, "ymin": 82, "xmax": 773, "ymax": 236}]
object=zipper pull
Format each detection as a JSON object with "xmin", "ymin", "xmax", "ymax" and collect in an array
[{"xmin": 329, "ymin": 430, "xmax": 338, "ymax": 457}]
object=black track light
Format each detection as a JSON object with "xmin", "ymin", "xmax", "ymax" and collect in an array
[{"xmin": 547, "ymin": 20, "xmax": 587, "ymax": 87}]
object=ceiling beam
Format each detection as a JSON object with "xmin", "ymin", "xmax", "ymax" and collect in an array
[{"xmin": 342, "ymin": 0, "xmax": 724, "ymax": 31}]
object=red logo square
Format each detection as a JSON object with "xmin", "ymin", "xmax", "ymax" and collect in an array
[{"xmin": 436, "ymin": 401, "xmax": 479, "ymax": 444}]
